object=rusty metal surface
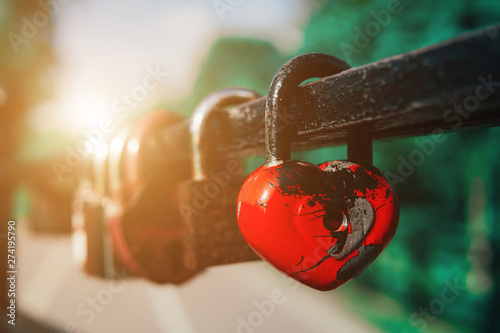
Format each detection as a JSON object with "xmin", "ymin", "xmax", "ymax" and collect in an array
[
  {"xmin": 178, "ymin": 176, "xmax": 259, "ymax": 271},
  {"xmin": 159, "ymin": 24, "xmax": 500, "ymax": 164}
]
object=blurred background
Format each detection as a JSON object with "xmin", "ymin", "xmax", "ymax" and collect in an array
[{"xmin": 1, "ymin": 0, "xmax": 500, "ymax": 332}]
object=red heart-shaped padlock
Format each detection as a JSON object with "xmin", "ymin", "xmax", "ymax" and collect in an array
[
  {"xmin": 237, "ymin": 160, "xmax": 398, "ymax": 291},
  {"xmin": 236, "ymin": 53, "xmax": 399, "ymax": 290}
]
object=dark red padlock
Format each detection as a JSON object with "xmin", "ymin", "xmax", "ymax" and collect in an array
[
  {"xmin": 106, "ymin": 111, "xmax": 194, "ymax": 283},
  {"xmin": 236, "ymin": 53, "xmax": 399, "ymax": 291}
]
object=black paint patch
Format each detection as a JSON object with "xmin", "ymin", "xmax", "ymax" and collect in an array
[
  {"xmin": 272, "ymin": 161, "xmax": 347, "ymax": 210},
  {"xmin": 273, "ymin": 161, "xmax": 389, "ymax": 211},
  {"xmin": 336, "ymin": 244, "xmax": 382, "ymax": 281}
]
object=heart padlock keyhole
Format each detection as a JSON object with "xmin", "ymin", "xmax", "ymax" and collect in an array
[{"xmin": 322, "ymin": 205, "xmax": 348, "ymax": 233}]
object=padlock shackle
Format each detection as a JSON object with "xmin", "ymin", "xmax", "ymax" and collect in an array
[
  {"xmin": 265, "ymin": 53, "xmax": 351, "ymax": 166},
  {"xmin": 191, "ymin": 87, "xmax": 261, "ymax": 181}
]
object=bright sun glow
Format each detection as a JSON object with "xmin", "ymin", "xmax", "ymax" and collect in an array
[{"xmin": 67, "ymin": 98, "xmax": 110, "ymax": 129}]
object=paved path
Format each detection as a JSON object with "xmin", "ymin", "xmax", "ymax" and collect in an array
[{"xmin": 17, "ymin": 223, "xmax": 381, "ymax": 333}]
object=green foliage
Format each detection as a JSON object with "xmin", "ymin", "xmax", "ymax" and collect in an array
[
  {"xmin": 301, "ymin": 0, "xmax": 500, "ymax": 66},
  {"xmin": 172, "ymin": 38, "xmax": 287, "ymax": 117}
]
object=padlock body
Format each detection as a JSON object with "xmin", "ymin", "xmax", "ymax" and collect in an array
[
  {"xmin": 237, "ymin": 160, "xmax": 399, "ymax": 291},
  {"xmin": 178, "ymin": 174, "xmax": 259, "ymax": 272}
]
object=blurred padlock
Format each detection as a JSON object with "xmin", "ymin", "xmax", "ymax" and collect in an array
[
  {"xmin": 106, "ymin": 111, "xmax": 195, "ymax": 283},
  {"xmin": 72, "ymin": 110, "xmax": 191, "ymax": 281},
  {"xmin": 178, "ymin": 87, "xmax": 261, "ymax": 272},
  {"xmin": 73, "ymin": 96, "xmax": 262, "ymax": 283}
]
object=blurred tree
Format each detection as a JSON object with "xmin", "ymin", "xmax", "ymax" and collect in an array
[{"xmin": 172, "ymin": 38, "xmax": 287, "ymax": 116}]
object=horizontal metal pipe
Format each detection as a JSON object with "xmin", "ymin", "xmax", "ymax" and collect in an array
[{"xmin": 161, "ymin": 24, "xmax": 500, "ymax": 162}]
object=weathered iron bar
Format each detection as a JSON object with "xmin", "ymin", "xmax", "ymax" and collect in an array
[{"xmin": 161, "ymin": 24, "xmax": 500, "ymax": 163}]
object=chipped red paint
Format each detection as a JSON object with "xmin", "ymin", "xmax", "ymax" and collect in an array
[{"xmin": 236, "ymin": 160, "xmax": 399, "ymax": 291}]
